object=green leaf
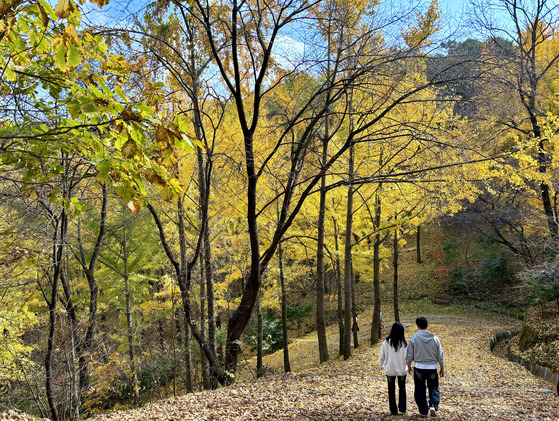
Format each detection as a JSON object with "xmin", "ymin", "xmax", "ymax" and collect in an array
[
  {"xmin": 54, "ymin": 43, "xmax": 67, "ymax": 71},
  {"xmin": 38, "ymin": 0, "xmax": 58, "ymax": 20},
  {"xmin": 114, "ymin": 85, "xmax": 127, "ymax": 101},
  {"xmin": 134, "ymin": 102, "xmax": 154, "ymax": 115},
  {"xmin": 89, "ymin": 85, "xmax": 103, "ymax": 99},
  {"xmin": 96, "ymin": 76, "xmax": 113, "ymax": 97},
  {"xmin": 97, "ymin": 41, "xmax": 108, "ymax": 54},
  {"xmin": 82, "ymin": 102, "xmax": 99, "ymax": 117},
  {"xmin": 97, "ymin": 160, "xmax": 110, "ymax": 177},
  {"xmin": 66, "ymin": 44, "xmax": 81, "ymax": 68},
  {"xmin": 19, "ymin": 18, "xmax": 30, "ymax": 33},
  {"xmin": 4, "ymin": 67, "xmax": 16, "ymax": 82}
]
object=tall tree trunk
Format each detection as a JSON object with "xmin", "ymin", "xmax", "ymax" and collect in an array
[
  {"xmin": 393, "ymin": 226, "xmax": 400, "ymax": 323},
  {"xmin": 77, "ymin": 184, "xmax": 108, "ymax": 408},
  {"xmin": 316, "ymin": 139, "xmax": 329, "ymax": 362},
  {"xmin": 60, "ymin": 259, "xmax": 79, "ymax": 419},
  {"xmin": 416, "ymin": 225, "xmax": 422, "ymax": 264},
  {"xmin": 278, "ymin": 241, "xmax": 291, "ymax": 372},
  {"xmin": 341, "ymin": 145, "xmax": 355, "ymax": 360},
  {"xmin": 204, "ymin": 229, "xmax": 217, "ymax": 387},
  {"xmin": 177, "ymin": 197, "xmax": 194, "ymax": 393},
  {"xmin": 316, "ymin": 14, "xmax": 333, "ymax": 365},
  {"xmin": 122, "ymin": 204, "xmax": 139, "ymax": 401},
  {"xmin": 371, "ymin": 189, "xmax": 382, "ymax": 345},
  {"xmin": 332, "ymin": 216, "xmax": 343, "ymax": 356},
  {"xmin": 256, "ymin": 296, "xmax": 264, "ymax": 378},
  {"xmin": 225, "ymin": 130, "xmax": 261, "ymax": 377},
  {"xmin": 147, "ymin": 202, "xmax": 227, "ymax": 387},
  {"xmin": 45, "ymin": 210, "xmax": 67, "ymax": 421},
  {"xmin": 195, "ymin": 108, "xmax": 214, "ymax": 388},
  {"xmin": 352, "ymin": 265, "xmax": 358, "ymax": 349},
  {"xmin": 171, "ymin": 287, "xmax": 178, "ymax": 397},
  {"xmin": 200, "ymin": 256, "xmax": 210, "ymax": 389},
  {"xmin": 184, "ymin": 322, "xmax": 193, "ymax": 392}
]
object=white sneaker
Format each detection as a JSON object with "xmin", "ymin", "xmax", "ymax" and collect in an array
[{"xmin": 429, "ymin": 407, "xmax": 437, "ymax": 417}]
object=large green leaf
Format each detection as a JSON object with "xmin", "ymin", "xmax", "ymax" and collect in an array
[
  {"xmin": 54, "ymin": 42, "xmax": 67, "ymax": 71},
  {"xmin": 67, "ymin": 44, "xmax": 81, "ymax": 68}
]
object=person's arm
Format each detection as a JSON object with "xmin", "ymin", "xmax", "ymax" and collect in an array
[
  {"xmin": 406, "ymin": 338, "xmax": 414, "ymax": 374},
  {"xmin": 378, "ymin": 341, "xmax": 385, "ymax": 367},
  {"xmin": 437, "ymin": 338, "xmax": 444, "ymax": 377}
]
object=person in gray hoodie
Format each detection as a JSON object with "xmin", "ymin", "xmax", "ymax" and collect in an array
[{"xmin": 406, "ymin": 317, "xmax": 444, "ymax": 418}]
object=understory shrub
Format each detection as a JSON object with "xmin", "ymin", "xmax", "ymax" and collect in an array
[
  {"xmin": 434, "ymin": 238, "xmax": 471, "ymax": 291},
  {"xmin": 243, "ymin": 312, "xmax": 283, "ymax": 353},
  {"xmin": 519, "ymin": 263, "xmax": 559, "ymax": 311}
]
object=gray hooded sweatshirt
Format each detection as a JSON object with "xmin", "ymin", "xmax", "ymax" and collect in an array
[{"xmin": 406, "ymin": 330, "xmax": 444, "ymax": 367}]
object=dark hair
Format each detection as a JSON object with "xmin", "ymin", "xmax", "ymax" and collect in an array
[
  {"xmin": 416, "ymin": 317, "xmax": 428, "ymax": 329},
  {"xmin": 386, "ymin": 322, "xmax": 406, "ymax": 351}
]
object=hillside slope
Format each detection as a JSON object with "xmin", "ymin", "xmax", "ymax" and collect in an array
[{"xmin": 92, "ymin": 313, "xmax": 558, "ymax": 420}]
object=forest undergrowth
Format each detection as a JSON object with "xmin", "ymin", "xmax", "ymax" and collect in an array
[
  {"xmin": 85, "ymin": 304, "xmax": 559, "ymax": 421},
  {"xmin": 3, "ymin": 304, "xmax": 558, "ymax": 420}
]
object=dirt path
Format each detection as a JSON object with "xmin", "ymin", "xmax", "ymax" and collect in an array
[{"xmin": 92, "ymin": 314, "xmax": 559, "ymax": 420}]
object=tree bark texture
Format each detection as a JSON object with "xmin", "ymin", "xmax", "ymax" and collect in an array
[
  {"xmin": 278, "ymin": 241, "xmax": 291, "ymax": 372},
  {"xmin": 341, "ymin": 145, "xmax": 355, "ymax": 360},
  {"xmin": 371, "ymin": 190, "xmax": 382, "ymax": 345}
]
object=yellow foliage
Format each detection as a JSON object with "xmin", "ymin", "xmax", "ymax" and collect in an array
[
  {"xmin": 401, "ymin": 0, "xmax": 441, "ymax": 49},
  {"xmin": 0, "ymin": 306, "xmax": 36, "ymax": 381}
]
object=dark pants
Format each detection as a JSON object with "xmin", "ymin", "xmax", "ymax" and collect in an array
[
  {"xmin": 413, "ymin": 367, "xmax": 439, "ymax": 416},
  {"xmin": 386, "ymin": 375, "xmax": 406, "ymax": 415}
]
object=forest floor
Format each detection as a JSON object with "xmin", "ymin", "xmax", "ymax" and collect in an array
[{"xmin": 88, "ymin": 304, "xmax": 559, "ymax": 421}]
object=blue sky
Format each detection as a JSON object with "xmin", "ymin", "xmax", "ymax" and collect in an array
[{"xmin": 79, "ymin": 0, "xmax": 473, "ymax": 29}]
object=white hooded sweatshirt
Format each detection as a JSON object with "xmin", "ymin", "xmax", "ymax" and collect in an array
[{"xmin": 378, "ymin": 339, "xmax": 408, "ymax": 376}]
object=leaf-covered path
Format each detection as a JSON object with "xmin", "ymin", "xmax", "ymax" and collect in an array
[{"xmin": 93, "ymin": 315, "xmax": 559, "ymax": 420}]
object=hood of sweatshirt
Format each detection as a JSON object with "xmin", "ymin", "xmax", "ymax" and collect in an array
[{"xmin": 416, "ymin": 330, "xmax": 436, "ymax": 342}]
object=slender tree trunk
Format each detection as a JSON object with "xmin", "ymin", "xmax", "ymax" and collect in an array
[
  {"xmin": 416, "ymin": 225, "xmax": 422, "ymax": 264},
  {"xmin": 158, "ymin": 302, "xmax": 165, "ymax": 349},
  {"xmin": 45, "ymin": 283, "xmax": 59, "ymax": 421},
  {"xmin": 316, "ymin": 147, "xmax": 329, "ymax": 362},
  {"xmin": 184, "ymin": 322, "xmax": 192, "ymax": 392},
  {"xmin": 393, "ymin": 226, "xmax": 400, "ymax": 323},
  {"xmin": 45, "ymin": 210, "xmax": 66, "ymax": 421},
  {"xmin": 122, "ymin": 204, "xmax": 139, "ymax": 401},
  {"xmin": 316, "ymin": 15, "xmax": 332, "ymax": 365},
  {"xmin": 278, "ymin": 241, "xmax": 291, "ymax": 372},
  {"xmin": 341, "ymin": 145, "xmax": 355, "ymax": 360},
  {"xmin": 60, "ymin": 260, "xmax": 79, "ymax": 419},
  {"xmin": 371, "ymin": 189, "xmax": 382, "ymax": 345},
  {"xmin": 204, "ymin": 230, "xmax": 217, "ymax": 387},
  {"xmin": 171, "ymin": 287, "xmax": 177, "ymax": 397},
  {"xmin": 352, "ymin": 265, "xmax": 358, "ymax": 349},
  {"xmin": 200, "ymin": 257, "xmax": 210, "ymax": 389},
  {"xmin": 256, "ymin": 296, "xmax": 263, "ymax": 378},
  {"xmin": 77, "ymin": 184, "xmax": 108, "ymax": 408},
  {"xmin": 332, "ymin": 216, "xmax": 343, "ymax": 356},
  {"xmin": 147, "ymin": 202, "xmax": 227, "ymax": 386},
  {"xmin": 177, "ymin": 197, "xmax": 194, "ymax": 393}
]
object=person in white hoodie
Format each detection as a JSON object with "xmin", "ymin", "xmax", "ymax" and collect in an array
[
  {"xmin": 379, "ymin": 322, "xmax": 408, "ymax": 416},
  {"xmin": 406, "ymin": 317, "xmax": 444, "ymax": 418}
]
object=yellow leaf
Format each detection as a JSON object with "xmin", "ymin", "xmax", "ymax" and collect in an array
[
  {"xmin": 54, "ymin": 0, "xmax": 74, "ymax": 19},
  {"xmin": 64, "ymin": 23, "xmax": 79, "ymax": 45}
]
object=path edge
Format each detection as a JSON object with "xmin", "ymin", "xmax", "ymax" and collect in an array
[{"xmin": 490, "ymin": 330, "xmax": 558, "ymax": 395}]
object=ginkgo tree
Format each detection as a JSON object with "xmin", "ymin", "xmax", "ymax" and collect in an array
[
  {"xmin": 470, "ymin": 0, "xmax": 559, "ymax": 241},
  {"xmin": 165, "ymin": 0, "xmax": 492, "ymax": 377}
]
